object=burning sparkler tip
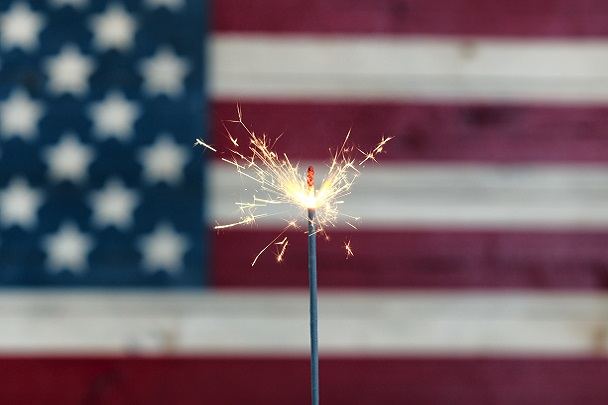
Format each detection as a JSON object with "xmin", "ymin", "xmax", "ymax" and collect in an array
[{"xmin": 306, "ymin": 165, "xmax": 315, "ymax": 190}]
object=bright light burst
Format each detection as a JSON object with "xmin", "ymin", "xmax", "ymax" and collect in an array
[{"xmin": 197, "ymin": 106, "xmax": 392, "ymax": 266}]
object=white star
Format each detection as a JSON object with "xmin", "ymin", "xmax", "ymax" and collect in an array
[
  {"xmin": 144, "ymin": 0, "xmax": 185, "ymax": 11},
  {"xmin": 139, "ymin": 223, "xmax": 188, "ymax": 274},
  {"xmin": 0, "ymin": 3, "xmax": 45, "ymax": 51},
  {"xmin": 139, "ymin": 135, "xmax": 188, "ymax": 185},
  {"xmin": 90, "ymin": 4, "xmax": 136, "ymax": 51},
  {"xmin": 45, "ymin": 45, "xmax": 94, "ymax": 96},
  {"xmin": 0, "ymin": 90, "xmax": 44, "ymax": 140},
  {"xmin": 44, "ymin": 134, "xmax": 94, "ymax": 183},
  {"xmin": 49, "ymin": 0, "xmax": 88, "ymax": 9},
  {"xmin": 89, "ymin": 92, "xmax": 140, "ymax": 140},
  {"xmin": 139, "ymin": 47, "xmax": 189, "ymax": 97},
  {"xmin": 43, "ymin": 222, "xmax": 93, "ymax": 274},
  {"xmin": 89, "ymin": 179, "xmax": 139, "ymax": 229},
  {"xmin": 0, "ymin": 178, "xmax": 43, "ymax": 229}
]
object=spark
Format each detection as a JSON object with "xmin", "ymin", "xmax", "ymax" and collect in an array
[
  {"xmin": 222, "ymin": 121, "xmax": 240, "ymax": 147},
  {"xmin": 194, "ymin": 138, "xmax": 217, "ymax": 152},
  {"xmin": 198, "ymin": 108, "xmax": 392, "ymax": 265},
  {"xmin": 214, "ymin": 214, "xmax": 260, "ymax": 229},
  {"xmin": 345, "ymin": 221, "xmax": 358, "ymax": 230},
  {"xmin": 359, "ymin": 135, "xmax": 394, "ymax": 166},
  {"xmin": 344, "ymin": 240, "xmax": 354, "ymax": 259},
  {"xmin": 229, "ymin": 134, "xmax": 239, "ymax": 147},
  {"xmin": 275, "ymin": 237, "xmax": 289, "ymax": 263},
  {"xmin": 251, "ymin": 221, "xmax": 296, "ymax": 266}
]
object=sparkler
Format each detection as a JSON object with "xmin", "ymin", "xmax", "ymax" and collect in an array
[
  {"xmin": 197, "ymin": 107, "xmax": 391, "ymax": 405},
  {"xmin": 306, "ymin": 165, "xmax": 319, "ymax": 405}
]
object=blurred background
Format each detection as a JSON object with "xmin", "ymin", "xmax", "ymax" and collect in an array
[{"xmin": 2, "ymin": 0, "xmax": 608, "ymax": 403}]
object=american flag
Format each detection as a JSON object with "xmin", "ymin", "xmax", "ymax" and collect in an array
[
  {"xmin": 2, "ymin": 0, "xmax": 608, "ymax": 404},
  {"xmin": 0, "ymin": 0, "xmax": 203, "ymax": 286}
]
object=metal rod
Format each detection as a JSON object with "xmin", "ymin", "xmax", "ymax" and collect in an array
[{"xmin": 307, "ymin": 207, "xmax": 319, "ymax": 405}]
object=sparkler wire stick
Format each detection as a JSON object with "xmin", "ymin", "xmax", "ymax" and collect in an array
[{"xmin": 306, "ymin": 166, "xmax": 319, "ymax": 405}]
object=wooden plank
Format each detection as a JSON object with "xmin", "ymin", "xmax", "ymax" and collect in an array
[
  {"xmin": 211, "ymin": 35, "xmax": 608, "ymax": 103},
  {"xmin": 212, "ymin": 102, "xmax": 608, "ymax": 162},
  {"xmin": 3, "ymin": 357, "xmax": 608, "ymax": 404},
  {"xmin": 214, "ymin": 0, "xmax": 608, "ymax": 37},
  {"xmin": 213, "ymin": 229, "xmax": 608, "ymax": 289},
  {"xmin": 2, "ymin": 292, "xmax": 607, "ymax": 353},
  {"xmin": 210, "ymin": 162, "xmax": 608, "ymax": 229}
]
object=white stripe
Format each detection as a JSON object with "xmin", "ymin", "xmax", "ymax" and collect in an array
[
  {"xmin": 211, "ymin": 35, "xmax": 608, "ymax": 103},
  {"xmin": 1, "ymin": 291, "xmax": 607, "ymax": 355},
  {"xmin": 209, "ymin": 162, "xmax": 608, "ymax": 229}
]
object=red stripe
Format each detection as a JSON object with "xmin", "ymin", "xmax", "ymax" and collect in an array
[
  {"xmin": 3, "ymin": 356, "xmax": 608, "ymax": 404},
  {"xmin": 212, "ymin": 102, "xmax": 608, "ymax": 162},
  {"xmin": 212, "ymin": 229, "xmax": 608, "ymax": 289},
  {"xmin": 214, "ymin": 0, "xmax": 608, "ymax": 37}
]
